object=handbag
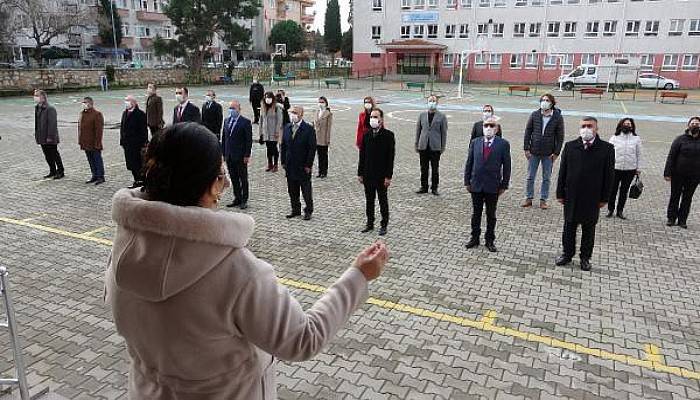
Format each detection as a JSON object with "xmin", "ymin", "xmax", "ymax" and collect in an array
[
  {"xmin": 628, "ymin": 175, "xmax": 643, "ymax": 199},
  {"xmin": 258, "ymin": 134, "xmax": 264, "ymax": 145}
]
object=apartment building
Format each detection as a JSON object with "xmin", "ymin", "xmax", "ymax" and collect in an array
[
  {"xmin": 353, "ymin": 0, "xmax": 700, "ymax": 88},
  {"xmin": 244, "ymin": 0, "xmax": 316, "ymax": 54}
]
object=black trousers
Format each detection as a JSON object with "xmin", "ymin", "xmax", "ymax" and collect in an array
[
  {"xmin": 317, "ymin": 145, "xmax": 329, "ymax": 176},
  {"xmin": 40, "ymin": 144, "xmax": 64, "ymax": 175},
  {"xmin": 287, "ymin": 176, "xmax": 313, "ymax": 214},
  {"xmin": 470, "ymin": 191, "xmax": 498, "ymax": 243},
  {"xmin": 123, "ymin": 144, "xmax": 143, "ymax": 183},
  {"xmin": 419, "ymin": 150, "xmax": 441, "ymax": 191},
  {"xmin": 227, "ymin": 159, "xmax": 249, "ymax": 204},
  {"xmin": 608, "ymin": 169, "xmax": 636, "ymax": 214},
  {"xmin": 364, "ymin": 180, "xmax": 389, "ymax": 228},
  {"xmin": 251, "ymin": 102, "xmax": 261, "ymax": 124},
  {"xmin": 266, "ymin": 141, "xmax": 279, "ymax": 166},
  {"xmin": 667, "ymin": 175, "xmax": 700, "ymax": 224},
  {"xmin": 562, "ymin": 220, "xmax": 597, "ymax": 260}
]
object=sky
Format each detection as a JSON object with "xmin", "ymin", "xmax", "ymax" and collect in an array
[{"xmin": 312, "ymin": 0, "xmax": 351, "ymax": 34}]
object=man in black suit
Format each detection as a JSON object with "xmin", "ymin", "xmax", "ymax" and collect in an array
[
  {"xmin": 173, "ymin": 87, "xmax": 201, "ymax": 124},
  {"xmin": 201, "ymin": 89, "xmax": 223, "ymax": 139},
  {"xmin": 358, "ymin": 108, "xmax": 395, "ymax": 236},
  {"xmin": 464, "ymin": 116, "xmax": 511, "ymax": 252},
  {"xmin": 222, "ymin": 100, "xmax": 252, "ymax": 209},
  {"xmin": 470, "ymin": 104, "xmax": 502, "ymax": 141},
  {"xmin": 556, "ymin": 116, "xmax": 615, "ymax": 271},
  {"xmin": 249, "ymin": 79, "xmax": 265, "ymax": 124},
  {"xmin": 120, "ymin": 95, "xmax": 148, "ymax": 188},
  {"xmin": 281, "ymin": 106, "xmax": 317, "ymax": 220}
]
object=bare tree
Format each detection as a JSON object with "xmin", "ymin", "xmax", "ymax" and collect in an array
[
  {"xmin": 12, "ymin": 0, "xmax": 93, "ymax": 65},
  {"xmin": 0, "ymin": 1, "xmax": 15, "ymax": 58}
]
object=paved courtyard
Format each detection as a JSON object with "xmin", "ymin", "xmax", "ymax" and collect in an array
[{"xmin": 0, "ymin": 82, "xmax": 699, "ymax": 399}]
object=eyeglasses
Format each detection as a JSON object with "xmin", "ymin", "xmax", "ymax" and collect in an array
[
  {"xmin": 580, "ymin": 123, "xmax": 595, "ymax": 129},
  {"xmin": 484, "ymin": 124, "xmax": 496, "ymax": 128}
]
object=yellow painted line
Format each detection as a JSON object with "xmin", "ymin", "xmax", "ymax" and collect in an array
[
  {"xmin": 620, "ymin": 101, "xmax": 628, "ymax": 113},
  {"xmin": 1, "ymin": 216, "xmax": 700, "ymax": 381},
  {"xmin": 82, "ymin": 226, "xmax": 110, "ymax": 237}
]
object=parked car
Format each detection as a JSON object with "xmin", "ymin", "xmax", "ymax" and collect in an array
[
  {"xmin": 234, "ymin": 60, "xmax": 262, "ymax": 69},
  {"xmin": 119, "ymin": 61, "xmax": 144, "ymax": 69},
  {"xmin": 205, "ymin": 62, "xmax": 225, "ymax": 68},
  {"xmin": 0, "ymin": 60, "xmax": 28, "ymax": 69},
  {"xmin": 153, "ymin": 63, "xmax": 173, "ymax": 69},
  {"xmin": 172, "ymin": 63, "xmax": 189, "ymax": 69},
  {"xmin": 637, "ymin": 73, "xmax": 680, "ymax": 90},
  {"xmin": 51, "ymin": 58, "xmax": 90, "ymax": 69}
]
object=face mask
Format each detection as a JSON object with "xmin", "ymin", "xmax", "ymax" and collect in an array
[
  {"xmin": 690, "ymin": 126, "xmax": 700, "ymax": 136},
  {"xmin": 580, "ymin": 128, "xmax": 595, "ymax": 141},
  {"xmin": 364, "ymin": 103, "xmax": 372, "ymax": 110},
  {"xmin": 33, "ymin": 96, "xmax": 41, "ymax": 104},
  {"xmin": 483, "ymin": 111, "xmax": 493, "ymax": 120},
  {"xmin": 175, "ymin": 94, "xmax": 184, "ymax": 103},
  {"xmin": 621, "ymin": 126, "xmax": 632, "ymax": 134},
  {"xmin": 265, "ymin": 98, "xmax": 273, "ymax": 105},
  {"xmin": 204, "ymin": 95, "xmax": 212, "ymax": 103},
  {"xmin": 252, "ymin": 80, "xmax": 258, "ymax": 84},
  {"xmin": 290, "ymin": 113, "xmax": 300, "ymax": 124},
  {"xmin": 427, "ymin": 101, "xmax": 437, "ymax": 110},
  {"xmin": 369, "ymin": 117, "xmax": 380, "ymax": 129},
  {"xmin": 540, "ymin": 100, "xmax": 552, "ymax": 111},
  {"xmin": 82, "ymin": 103, "xmax": 90, "ymax": 110},
  {"xmin": 124, "ymin": 101, "xmax": 132, "ymax": 110},
  {"xmin": 229, "ymin": 108, "xmax": 239, "ymax": 119},
  {"xmin": 147, "ymin": 88, "xmax": 153, "ymax": 95},
  {"xmin": 319, "ymin": 103, "xmax": 326, "ymax": 110}
]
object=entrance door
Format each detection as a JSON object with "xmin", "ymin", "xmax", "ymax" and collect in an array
[{"xmin": 398, "ymin": 53, "xmax": 431, "ymax": 75}]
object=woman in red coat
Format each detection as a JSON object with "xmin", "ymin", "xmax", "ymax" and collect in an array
[{"xmin": 356, "ymin": 96, "xmax": 376, "ymax": 149}]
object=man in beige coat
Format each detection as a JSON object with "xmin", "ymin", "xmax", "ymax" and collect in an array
[{"xmin": 313, "ymin": 96, "xmax": 333, "ymax": 178}]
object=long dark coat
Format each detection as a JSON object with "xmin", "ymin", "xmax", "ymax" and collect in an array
[{"xmin": 281, "ymin": 120, "xmax": 316, "ymax": 181}]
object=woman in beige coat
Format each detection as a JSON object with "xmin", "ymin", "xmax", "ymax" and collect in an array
[
  {"xmin": 105, "ymin": 122, "xmax": 388, "ymax": 400},
  {"xmin": 313, "ymin": 96, "xmax": 333, "ymax": 178}
]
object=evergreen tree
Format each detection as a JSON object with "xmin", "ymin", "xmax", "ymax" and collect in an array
[
  {"xmin": 323, "ymin": 0, "xmax": 342, "ymax": 54},
  {"xmin": 98, "ymin": 0, "xmax": 123, "ymax": 48},
  {"xmin": 269, "ymin": 20, "xmax": 305, "ymax": 55}
]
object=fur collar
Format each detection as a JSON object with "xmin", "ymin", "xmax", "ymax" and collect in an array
[{"xmin": 111, "ymin": 188, "xmax": 254, "ymax": 248}]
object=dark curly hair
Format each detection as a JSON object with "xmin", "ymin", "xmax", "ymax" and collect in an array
[
  {"xmin": 614, "ymin": 118, "xmax": 637, "ymax": 136},
  {"xmin": 142, "ymin": 122, "xmax": 222, "ymax": 206}
]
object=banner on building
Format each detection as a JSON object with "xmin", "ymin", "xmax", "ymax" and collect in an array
[{"xmin": 401, "ymin": 11, "xmax": 439, "ymax": 23}]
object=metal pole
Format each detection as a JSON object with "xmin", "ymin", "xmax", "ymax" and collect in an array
[
  {"xmin": 0, "ymin": 267, "xmax": 30, "ymax": 400},
  {"xmin": 109, "ymin": 1, "xmax": 118, "ymax": 64},
  {"xmin": 458, "ymin": 51, "xmax": 466, "ymax": 98}
]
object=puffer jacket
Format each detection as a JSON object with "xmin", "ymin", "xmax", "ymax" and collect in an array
[
  {"xmin": 523, "ymin": 108, "xmax": 565, "ymax": 156},
  {"xmin": 664, "ymin": 132, "xmax": 700, "ymax": 178},
  {"xmin": 609, "ymin": 133, "xmax": 642, "ymax": 171}
]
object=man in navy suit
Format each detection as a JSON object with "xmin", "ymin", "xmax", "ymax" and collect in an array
[
  {"xmin": 281, "ymin": 105, "xmax": 317, "ymax": 220},
  {"xmin": 222, "ymin": 100, "xmax": 253, "ymax": 209},
  {"xmin": 464, "ymin": 116, "xmax": 512, "ymax": 252},
  {"xmin": 173, "ymin": 87, "xmax": 202, "ymax": 124}
]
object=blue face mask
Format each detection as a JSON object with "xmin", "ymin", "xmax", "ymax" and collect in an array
[{"xmin": 229, "ymin": 108, "xmax": 239, "ymax": 119}]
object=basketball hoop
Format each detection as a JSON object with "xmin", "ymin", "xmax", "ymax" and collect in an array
[{"xmin": 274, "ymin": 43, "xmax": 287, "ymax": 57}]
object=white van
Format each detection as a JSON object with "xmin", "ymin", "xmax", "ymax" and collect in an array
[{"xmin": 558, "ymin": 58, "xmax": 640, "ymax": 91}]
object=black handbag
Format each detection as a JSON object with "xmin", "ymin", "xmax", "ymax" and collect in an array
[{"xmin": 628, "ymin": 175, "xmax": 643, "ymax": 199}]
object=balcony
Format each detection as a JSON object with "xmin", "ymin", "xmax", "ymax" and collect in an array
[
  {"xmin": 136, "ymin": 11, "xmax": 169, "ymax": 22},
  {"xmin": 117, "ymin": 8, "xmax": 130, "ymax": 18},
  {"xmin": 140, "ymin": 38, "xmax": 153, "ymax": 48},
  {"xmin": 301, "ymin": 14, "xmax": 314, "ymax": 24}
]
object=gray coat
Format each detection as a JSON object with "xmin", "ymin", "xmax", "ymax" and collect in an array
[
  {"xmin": 35, "ymin": 103, "xmax": 59, "ymax": 145},
  {"xmin": 415, "ymin": 111, "xmax": 447, "ymax": 152},
  {"xmin": 259, "ymin": 103, "xmax": 284, "ymax": 142}
]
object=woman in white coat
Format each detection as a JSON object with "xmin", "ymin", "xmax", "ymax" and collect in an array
[{"xmin": 607, "ymin": 118, "xmax": 643, "ymax": 219}]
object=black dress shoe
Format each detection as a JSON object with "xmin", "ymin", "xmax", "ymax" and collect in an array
[
  {"xmin": 580, "ymin": 259, "xmax": 592, "ymax": 271},
  {"xmin": 616, "ymin": 213, "xmax": 627, "ymax": 220},
  {"xmin": 606, "ymin": 211, "xmax": 614, "ymax": 218},
  {"xmin": 239, "ymin": 203, "xmax": 248, "ymax": 210},
  {"xmin": 316, "ymin": 174, "xmax": 323, "ymax": 178},
  {"xmin": 303, "ymin": 213, "xmax": 312, "ymax": 221},
  {"xmin": 43, "ymin": 173, "xmax": 55, "ymax": 179},
  {"xmin": 485, "ymin": 242, "xmax": 497, "ymax": 252},
  {"xmin": 227, "ymin": 200, "xmax": 241, "ymax": 208},
  {"xmin": 85, "ymin": 177, "xmax": 97, "ymax": 184},
  {"xmin": 416, "ymin": 188, "xmax": 428, "ymax": 194},
  {"xmin": 666, "ymin": 219, "xmax": 676, "ymax": 227},
  {"xmin": 94, "ymin": 178, "xmax": 105, "ymax": 185},
  {"xmin": 679, "ymin": 223, "xmax": 688, "ymax": 229},
  {"xmin": 378, "ymin": 226, "xmax": 387, "ymax": 236},
  {"xmin": 127, "ymin": 182, "xmax": 139, "ymax": 189},
  {"xmin": 361, "ymin": 225, "xmax": 374, "ymax": 233},
  {"xmin": 286, "ymin": 212, "xmax": 301, "ymax": 219},
  {"xmin": 555, "ymin": 255, "xmax": 572, "ymax": 266},
  {"xmin": 53, "ymin": 172, "xmax": 65, "ymax": 180},
  {"xmin": 465, "ymin": 238, "xmax": 479, "ymax": 249},
  {"xmin": 431, "ymin": 190, "xmax": 439, "ymax": 196}
]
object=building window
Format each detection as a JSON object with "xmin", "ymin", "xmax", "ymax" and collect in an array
[
  {"xmin": 428, "ymin": 0, "xmax": 438, "ymax": 7},
  {"xmin": 401, "ymin": 25, "xmax": 411, "ymax": 38},
  {"xmin": 582, "ymin": 53, "xmax": 597, "ymax": 64},
  {"xmin": 567, "ymin": 0, "xmax": 580, "ymax": 3},
  {"xmin": 644, "ymin": 20, "xmax": 659, "ymax": 36},
  {"xmin": 443, "ymin": 53, "xmax": 454, "ymax": 66},
  {"xmin": 372, "ymin": 0, "xmax": 382, "ymax": 11},
  {"xmin": 514, "ymin": 23, "xmax": 526, "ymax": 37},
  {"xmin": 475, "ymin": 53, "xmax": 487, "ymax": 68},
  {"xmin": 459, "ymin": 24, "xmax": 469, "ymax": 38},
  {"xmin": 479, "ymin": 0, "xmax": 490, "ymax": 7},
  {"xmin": 402, "ymin": 0, "xmax": 411, "ymax": 8},
  {"xmin": 563, "ymin": 21, "xmax": 576, "ymax": 37},
  {"xmin": 445, "ymin": 24, "xmax": 455, "ymax": 38},
  {"xmin": 669, "ymin": 19, "xmax": 684, "ymax": 36},
  {"xmin": 162, "ymin": 25, "xmax": 172, "ymax": 38},
  {"xmin": 414, "ymin": 0, "xmax": 426, "ymax": 7},
  {"xmin": 494, "ymin": 0, "xmax": 506, "ymax": 5},
  {"xmin": 690, "ymin": 19, "xmax": 700, "ymax": 36},
  {"xmin": 492, "ymin": 23, "xmax": 504, "ymax": 37},
  {"xmin": 561, "ymin": 54, "xmax": 574, "ymax": 68},
  {"xmin": 547, "ymin": 22, "xmax": 560, "ymax": 37},
  {"xmin": 510, "ymin": 54, "xmax": 524, "ymax": 68},
  {"xmin": 489, "ymin": 53, "xmax": 502, "ymax": 68},
  {"xmin": 446, "ymin": 0, "xmax": 457, "ymax": 8},
  {"xmin": 532, "ymin": 0, "xmax": 544, "ymax": 5},
  {"xmin": 682, "ymin": 54, "xmax": 698, "ymax": 71},
  {"xmin": 608, "ymin": 0, "xmax": 620, "ymax": 2},
  {"xmin": 662, "ymin": 54, "xmax": 678, "ymax": 71},
  {"xmin": 122, "ymin": 23, "xmax": 131, "ymax": 36},
  {"xmin": 427, "ymin": 24, "xmax": 438, "ymax": 38},
  {"xmin": 526, "ymin": 53, "xmax": 538, "ymax": 68},
  {"xmin": 515, "ymin": 0, "xmax": 527, "ymax": 5},
  {"xmin": 372, "ymin": 26, "xmax": 381, "ymax": 39},
  {"xmin": 461, "ymin": 0, "xmax": 472, "ymax": 7},
  {"xmin": 544, "ymin": 55, "xmax": 558, "ymax": 68},
  {"xmin": 626, "ymin": 20, "xmax": 640, "ymax": 36},
  {"xmin": 585, "ymin": 21, "xmax": 600, "ymax": 37},
  {"xmin": 477, "ymin": 23, "xmax": 489, "ymax": 37},
  {"xmin": 529, "ymin": 23, "xmax": 542, "ymax": 37},
  {"xmin": 603, "ymin": 20, "xmax": 617, "ymax": 37},
  {"xmin": 413, "ymin": 24, "xmax": 425, "ymax": 38},
  {"xmin": 640, "ymin": 54, "xmax": 654, "ymax": 71},
  {"xmin": 370, "ymin": 53, "xmax": 381, "ymax": 58},
  {"xmin": 550, "ymin": 0, "xmax": 563, "ymax": 4}
]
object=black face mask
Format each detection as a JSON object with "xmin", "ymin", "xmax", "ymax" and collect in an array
[
  {"xmin": 691, "ymin": 126, "xmax": 700, "ymax": 135},
  {"xmin": 621, "ymin": 126, "xmax": 632, "ymax": 134}
]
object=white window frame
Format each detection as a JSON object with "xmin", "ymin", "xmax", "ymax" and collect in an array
[
  {"xmin": 581, "ymin": 53, "xmax": 597, "ymax": 64},
  {"xmin": 428, "ymin": 0, "xmax": 438, "ymax": 7},
  {"xmin": 494, "ymin": 0, "xmax": 506, "ymax": 6},
  {"xmin": 510, "ymin": 53, "xmax": 524, "ymax": 68},
  {"xmin": 514, "ymin": 22, "xmax": 526, "ymax": 37},
  {"xmin": 372, "ymin": 0, "xmax": 383, "ymax": 11},
  {"xmin": 603, "ymin": 20, "xmax": 617, "ymax": 37},
  {"xmin": 640, "ymin": 54, "xmax": 654, "ymax": 71},
  {"xmin": 489, "ymin": 53, "xmax": 502, "ymax": 68},
  {"xmin": 532, "ymin": 0, "xmax": 544, "ymax": 5},
  {"xmin": 529, "ymin": 23, "xmax": 542, "ymax": 37},
  {"xmin": 371, "ymin": 26, "xmax": 381, "ymax": 39},
  {"xmin": 682, "ymin": 54, "xmax": 698, "ymax": 71},
  {"xmin": 585, "ymin": 21, "xmax": 600, "ymax": 38},
  {"xmin": 445, "ymin": 24, "xmax": 456, "ymax": 38},
  {"xmin": 515, "ymin": 0, "xmax": 527, "ymax": 5},
  {"xmin": 492, "ymin": 23, "xmax": 504, "ymax": 37},
  {"xmin": 446, "ymin": 0, "xmax": 457, "ymax": 8},
  {"xmin": 547, "ymin": 21, "xmax": 560, "ymax": 37},
  {"xmin": 427, "ymin": 24, "xmax": 438, "ymax": 38},
  {"xmin": 662, "ymin": 54, "xmax": 678, "ymax": 71},
  {"xmin": 626, "ymin": 20, "xmax": 640, "ymax": 36},
  {"xmin": 414, "ymin": 0, "xmax": 426, "ymax": 8},
  {"xmin": 402, "ymin": 0, "xmax": 412, "ymax": 8},
  {"xmin": 479, "ymin": 0, "xmax": 490, "ymax": 7},
  {"xmin": 461, "ymin": 0, "xmax": 472, "ymax": 7},
  {"xmin": 526, "ymin": 53, "xmax": 538, "ymax": 69},
  {"xmin": 413, "ymin": 24, "xmax": 425, "ymax": 38},
  {"xmin": 644, "ymin": 20, "xmax": 659, "ymax": 37},
  {"xmin": 563, "ymin": 21, "xmax": 576, "ymax": 38},
  {"xmin": 544, "ymin": 55, "xmax": 558, "ymax": 69},
  {"xmin": 475, "ymin": 53, "xmax": 487, "ymax": 68},
  {"xmin": 477, "ymin": 23, "xmax": 489, "ymax": 37},
  {"xmin": 401, "ymin": 25, "xmax": 411, "ymax": 38},
  {"xmin": 669, "ymin": 19, "xmax": 684, "ymax": 36},
  {"xmin": 459, "ymin": 24, "xmax": 469, "ymax": 38},
  {"xmin": 443, "ymin": 53, "xmax": 454, "ymax": 66},
  {"xmin": 690, "ymin": 19, "xmax": 700, "ymax": 36}
]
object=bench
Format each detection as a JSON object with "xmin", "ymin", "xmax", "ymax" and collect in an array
[
  {"xmin": 215, "ymin": 75, "xmax": 233, "ymax": 84},
  {"xmin": 580, "ymin": 88, "xmax": 605, "ymax": 99},
  {"xmin": 273, "ymin": 72, "xmax": 296, "ymax": 86},
  {"xmin": 508, "ymin": 85, "xmax": 530, "ymax": 96},
  {"xmin": 660, "ymin": 91, "xmax": 688, "ymax": 104},
  {"xmin": 324, "ymin": 78, "xmax": 344, "ymax": 89},
  {"xmin": 403, "ymin": 81, "xmax": 425, "ymax": 92}
]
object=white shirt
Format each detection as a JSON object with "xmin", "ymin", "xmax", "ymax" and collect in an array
[{"xmin": 609, "ymin": 133, "xmax": 643, "ymax": 171}]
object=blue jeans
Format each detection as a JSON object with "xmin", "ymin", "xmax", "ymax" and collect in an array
[
  {"xmin": 526, "ymin": 155, "xmax": 553, "ymax": 201},
  {"xmin": 85, "ymin": 150, "xmax": 105, "ymax": 179}
]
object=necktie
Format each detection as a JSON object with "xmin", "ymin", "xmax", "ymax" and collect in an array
[
  {"xmin": 178, "ymin": 106, "xmax": 183, "ymax": 121},
  {"xmin": 585, "ymin": 141, "xmax": 591, "ymax": 150},
  {"xmin": 292, "ymin": 124, "xmax": 298, "ymax": 139}
]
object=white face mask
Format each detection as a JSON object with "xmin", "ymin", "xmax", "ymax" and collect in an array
[
  {"xmin": 176, "ymin": 94, "xmax": 184, "ymax": 103},
  {"xmin": 484, "ymin": 127, "xmax": 496, "ymax": 139},
  {"xmin": 540, "ymin": 100, "xmax": 552, "ymax": 111},
  {"xmin": 369, "ymin": 117, "xmax": 381, "ymax": 129},
  {"xmin": 482, "ymin": 111, "xmax": 493, "ymax": 120},
  {"xmin": 252, "ymin": 80, "xmax": 258, "ymax": 84},
  {"xmin": 290, "ymin": 113, "xmax": 300, "ymax": 124},
  {"xmin": 265, "ymin": 98, "xmax": 273, "ymax": 105},
  {"xmin": 33, "ymin": 96, "xmax": 41, "ymax": 104},
  {"xmin": 319, "ymin": 103, "xmax": 326, "ymax": 110},
  {"xmin": 427, "ymin": 101, "xmax": 437, "ymax": 110},
  {"xmin": 204, "ymin": 95, "xmax": 212, "ymax": 103},
  {"xmin": 580, "ymin": 128, "xmax": 595, "ymax": 141},
  {"xmin": 124, "ymin": 101, "xmax": 132, "ymax": 110},
  {"xmin": 364, "ymin": 102, "xmax": 373, "ymax": 110},
  {"xmin": 82, "ymin": 103, "xmax": 90, "ymax": 110}
]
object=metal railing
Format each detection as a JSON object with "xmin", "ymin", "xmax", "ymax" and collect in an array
[{"xmin": 0, "ymin": 266, "xmax": 29, "ymax": 400}]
